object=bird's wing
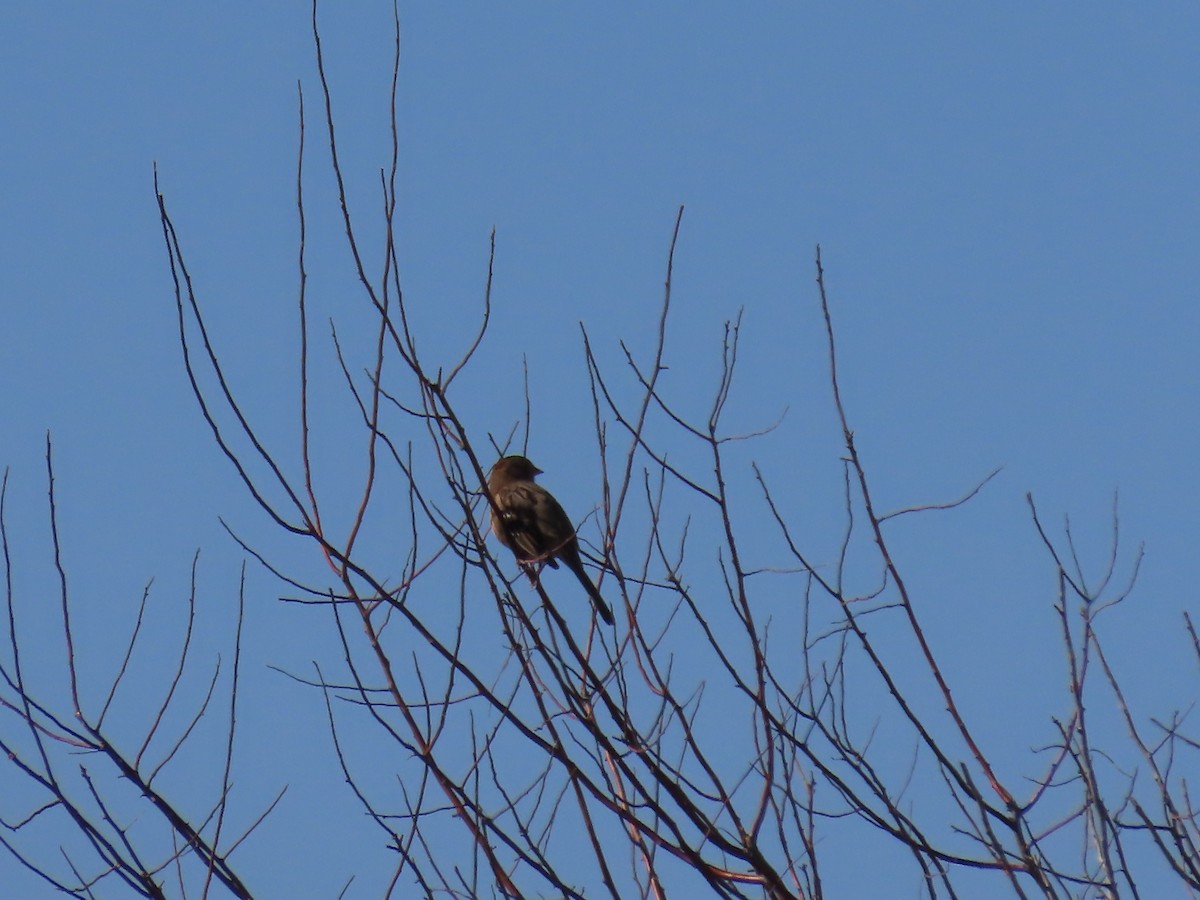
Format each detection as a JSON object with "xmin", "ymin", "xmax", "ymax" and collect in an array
[{"xmin": 495, "ymin": 482, "xmax": 562, "ymax": 567}]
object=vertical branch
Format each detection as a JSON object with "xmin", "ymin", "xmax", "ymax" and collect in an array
[
  {"xmin": 607, "ymin": 205, "xmax": 685, "ymax": 542},
  {"xmin": 296, "ymin": 80, "xmax": 328, "ymax": 561},
  {"xmin": 814, "ymin": 245, "xmax": 1015, "ymax": 810},
  {"xmin": 203, "ymin": 562, "xmax": 248, "ymax": 896},
  {"xmin": 45, "ymin": 435, "xmax": 81, "ymax": 719}
]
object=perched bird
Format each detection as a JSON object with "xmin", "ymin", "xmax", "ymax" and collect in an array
[{"xmin": 488, "ymin": 455, "xmax": 615, "ymax": 625}]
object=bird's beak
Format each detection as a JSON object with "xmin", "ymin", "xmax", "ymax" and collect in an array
[{"xmin": 532, "ymin": 466, "xmax": 544, "ymax": 476}]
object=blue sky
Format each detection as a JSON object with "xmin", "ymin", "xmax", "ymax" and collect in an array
[{"xmin": 2, "ymin": 3, "xmax": 1198, "ymax": 896}]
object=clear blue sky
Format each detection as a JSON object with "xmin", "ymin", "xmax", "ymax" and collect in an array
[{"xmin": 2, "ymin": 4, "xmax": 1198, "ymax": 896}]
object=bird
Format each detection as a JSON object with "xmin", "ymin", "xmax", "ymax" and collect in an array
[{"xmin": 487, "ymin": 455, "xmax": 615, "ymax": 625}]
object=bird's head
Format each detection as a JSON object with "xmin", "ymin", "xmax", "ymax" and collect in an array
[{"xmin": 490, "ymin": 455, "xmax": 543, "ymax": 484}]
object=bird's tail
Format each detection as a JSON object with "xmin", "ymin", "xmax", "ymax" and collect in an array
[{"xmin": 571, "ymin": 564, "xmax": 615, "ymax": 625}]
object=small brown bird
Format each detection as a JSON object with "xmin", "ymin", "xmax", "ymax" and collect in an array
[{"xmin": 488, "ymin": 455, "xmax": 615, "ymax": 625}]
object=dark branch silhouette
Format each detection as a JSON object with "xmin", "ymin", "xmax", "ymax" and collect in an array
[{"xmin": 1, "ymin": 4, "xmax": 1195, "ymax": 898}]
